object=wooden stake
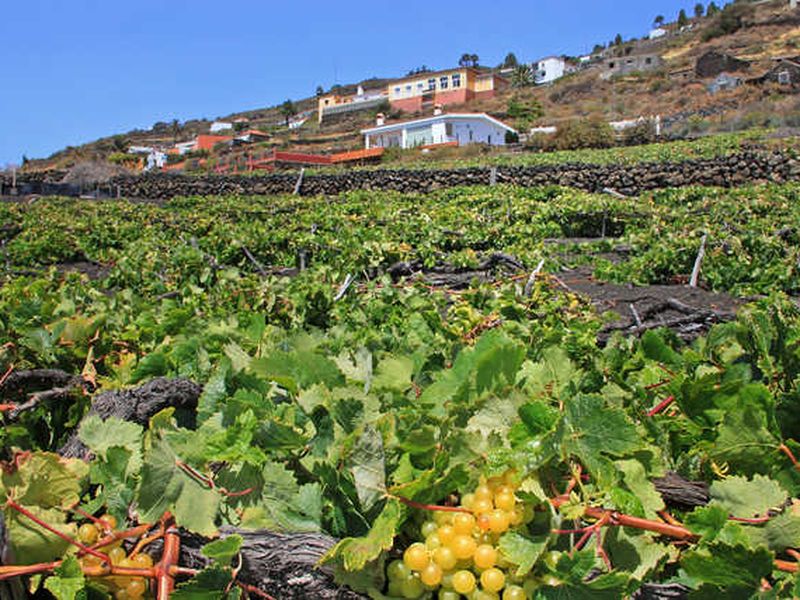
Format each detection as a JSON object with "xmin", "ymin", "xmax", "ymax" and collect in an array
[{"xmin": 689, "ymin": 233, "xmax": 707, "ymax": 288}]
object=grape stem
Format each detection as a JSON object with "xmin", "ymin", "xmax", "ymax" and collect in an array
[
  {"xmin": 155, "ymin": 523, "xmax": 180, "ymax": 600},
  {"xmin": 175, "ymin": 459, "xmax": 255, "ymax": 497},
  {"xmin": 646, "ymin": 395, "xmax": 675, "ymax": 417},
  {"xmin": 4, "ymin": 497, "xmax": 111, "ymax": 564},
  {"xmin": 778, "ymin": 443, "xmax": 800, "ymax": 470},
  {"xmin": 390, "ymin": 494, "xmax": 472, "ymax": 513}
]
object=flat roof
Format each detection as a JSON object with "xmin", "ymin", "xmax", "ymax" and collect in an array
[{"xmin": 361, "ymin": 113, "xmax": 516, "ymax": 135}]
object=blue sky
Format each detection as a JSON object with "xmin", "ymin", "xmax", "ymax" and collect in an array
[{"xmin": 1, "ymin": 0, "xmax": 723, "ymax": 165}]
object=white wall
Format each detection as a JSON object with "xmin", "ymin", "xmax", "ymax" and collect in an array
[
  {"xmin": 366, "ymin": 117, "xmax": 510, "ymax": 149},
  {"xmin": 210, "ymin": 121, "xmax": 233, "ymax": 133},
  {"xmin": 535, "ymin": 58, "xmax": 566, "ymax": 84}
]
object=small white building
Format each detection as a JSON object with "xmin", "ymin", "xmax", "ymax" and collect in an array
[
  {"xmin": 361, "ymin": 113, "xmax": 516, "ymax": 149},
  {"xmin": 210, "ymin": 121, "xmax": 233, "ymax": 133},
  {"xmin": 649, "ymin": 27, "xmax": 667, "ymax": 40},
  {"xmin": 534, "ymin": 56, "xmax": 567, "ymax": 85}
]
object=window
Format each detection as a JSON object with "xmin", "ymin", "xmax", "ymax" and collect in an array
[
  {"xmin": 428, "ymin": 78, "xmax": 436, "ymax": 90},
  {"xmin": 394, "ymin": 86, "xmax": 401, "ymax": 96},
  {"xmin": 405, "ymin": 85, "xmax": 412, "ymax": 96},
  {"xmin": 778, "ymin": 70, "xmax": 791, "ymax": 85},
  {"xmin": 452, "ymin": 73, "xmax": 461, "ymax": 88},
  {"xmin": 417, "ymin": 82, "xmax": 424, "ymax": 90},
  {"xmin": 645, "ymin": 57, "xmax": 652, "ymax": 65},
  {"xmin": 445, "ymin": 123, "xmax": 454, "ymax": 136},
  {"xmin": 440, "ymin": 76, "xmax": 448, "ymax": 89},
  {"xmin": 609, "ymin": 62, "xmax": 615, "ymax": 69}
]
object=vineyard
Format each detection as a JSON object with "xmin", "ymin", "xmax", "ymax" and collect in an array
[{"xmin": 0, "ymin": 183, "xmax": 799, "ymax": 599}]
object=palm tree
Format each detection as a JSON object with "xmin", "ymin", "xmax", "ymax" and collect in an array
[{"xmin": 511, "ymin": 64, "xmax": 534, "ymax": 87}]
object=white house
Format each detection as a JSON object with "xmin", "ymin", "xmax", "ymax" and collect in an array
[
  {"xmin": 649, "ymin": 27, "xmax": 667, "ymax": 40},
  {"xmin": 210, "ymin": 121, "xmax": 233, "ymax": 133},
  {"xmin": 361, "ymin": 113, "xmax": 516, "ymax": 149},
  {"xmin": 534, "ymin": 56, "xmax": 566, "ymax": 85}
]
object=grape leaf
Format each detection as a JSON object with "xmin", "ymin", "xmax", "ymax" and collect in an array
[
  {"xmin": 239, "ymin": 463, "xmax": 321, "ymax": 532},
  {"xmin": 78, "ymin": 415, "xmax": 143, "ymax": 474},
  {"xmin": 171, "ymin": 565, "xmax": 240, "ymax": 599},
  {"xmin": 1, "ymin": 452, "xmax": 85, "ymax": 509},
  {"xmin": 615, "ymin": 459, "xmax": 664, "ymax": 519},
  {"xmin": 372, "ymin": 355, "xmax": 414, "ymax": 393},
  {"xmin": 334, "ymin": 347, "xmax": 373, "ymax": 392},
  {"xmin": 4, "ymin": 505, "xmax": 76, "ymax": 564},
  {"xmin": 744, "ymin": 511, "xmax": 800, "ymax": 552},
  {"xmin": 202, "ymin": 535, "xmax": 243, "ymax": 564},
  {"xmin": 559, "ymin": 395, "xmax": 642, "ymax": 476},
  {"xmin": 681, "ymin": 543, "xmax": 774, "ymax": 589},
  {"xmin": 685, "ymin": 504, "xmax": 730, "ymax": 542},
  {"xmin": 710, "ymin": 475, "xmax": 787, "ymax": 518},
  {"xmin": 498, "ymin": 531, "xmax": 547, "ymax": 577},
  {"xmin": 44, "ymin": 555, "xmax": 86, "ymax": 600},
  {"xmin": 136, "ymin": 435, "xmax": 220, "ymax": 536},
  {"xmin": 323, "ymin": 498, "xmax": 403, "ymax": 571},
  {"xmin": 349, "ymin": 426, "xmax": 386, "ymax": 513}
]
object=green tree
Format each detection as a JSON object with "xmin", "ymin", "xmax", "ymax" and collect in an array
[
  {"xmin": 694, "ymin": 2, "xmax": 705, "ymax": 17},
  {"xmin": 614, "ymin": 33, "xmax": 623, "ymax": 46},
  {"xmin": 280, "ymin": 99, "xmax": 297, "ymax": 126},
  {"xmin": 678, "ymin": 9, "xmax": 689, "ymax": 27},
  {"xmin": 510, "ymin": 64, "xmax": 534, "ymax": 88},
  {"xmin": 170, "ymin": 119, "xmax": 181, "ymax": 144},
  {"xmin": 707, "ymin": 2, "xmax": 720, "ymax": 15},
  {"xmin": 315, "ymin": 85, "xmax": 324, "ymax": 97},
  {"xmin": 501, "ymin": 52, "xmax": 519, "ymax": 69},
  {"xmin": 654, "ymin": 15, "xmax": 665, "ymax": 26}
]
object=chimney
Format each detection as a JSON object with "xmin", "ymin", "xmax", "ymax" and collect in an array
[
  {"xmin": 376, "ymin": 113, "xmax": 385, "ymax": 126},
  {"xmin": 433, "ymin": 104, "xmax": 443, "ymax": 116}
]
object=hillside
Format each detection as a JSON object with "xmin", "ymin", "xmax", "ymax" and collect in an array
[{"xmin": 20, "ymin": 0, "xmax": 800, "ymax": 174}]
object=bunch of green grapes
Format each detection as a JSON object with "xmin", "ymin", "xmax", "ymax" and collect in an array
[
  {"xmin": 385, "ymin": 470, "xmax": 534, "ymax": 600},
  {"xmin": 76, "ymin": 514, "xmax": 152, "ymax": 599}
]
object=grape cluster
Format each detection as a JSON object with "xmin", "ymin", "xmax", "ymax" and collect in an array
[
  {"xmin": 386, "ymin": 471, "xmax": 533, "ymax": 600},
  {"xmin": 77, "ymin": 515, "xmax": 152, "ymax": 599}
]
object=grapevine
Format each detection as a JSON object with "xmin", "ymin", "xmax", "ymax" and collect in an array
[{"xmin": 0, "ymin": 183, "xmax": 799, "ymax": 597}]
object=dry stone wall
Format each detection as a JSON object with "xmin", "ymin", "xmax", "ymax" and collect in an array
[{"xmin": 4, "ymin": 150, "xmax": 799, "ymax": 199}]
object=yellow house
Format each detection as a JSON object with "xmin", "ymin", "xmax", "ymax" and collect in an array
[
  {"xmin": 317, "ymin": 86, "xmax": 388, "ymax": 123},
  {"xmin": 387, "ymin": 67, "xmax": 508, "ymax": 113}
]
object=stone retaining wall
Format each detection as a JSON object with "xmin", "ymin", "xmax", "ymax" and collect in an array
[{"xmin": 6, "ymin": 150, "xmax": 799, "ymax": 199}]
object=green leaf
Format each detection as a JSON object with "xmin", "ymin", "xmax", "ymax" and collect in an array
[
  {"xmin": 223, "ymin": 341, "xmax": 252, "ymax": 372},
  {"xmin": 136, "ymin": 435, "xmax": 221, "ymax": 536},
  {"xmin": 202, "ymin": 535, "xmax": 243, "ymax": 565},
  {"xmin": 323, "ymin": 499, "xmax": 403, "ymax": 571},
  {"xmin": 372, "ymin": 355, "xmax": 414, "ymax": 393},
  {"xmin": 197, "ymin": 361, "xmax": 230, "ymax": 422},
  {"xmin": 516, "ymin": 346, "xmax": 580, "ymax": 398},
  {"xmin": 615, "ymin": 459, "xmax": 664, "ymax": 519},
  {"xmin": 559, "ymin": 395, "xmax": 642, "ymax": 478},
  {"xmin": 681, "ymin": 543, "xmax": 774, "ymax": 590},
  {"xmin": 44, "ymin": 555, "xmax": 87, "ymax": 600},
  {"xmin": 712, "ymin": 405, "xmax": 779, "ymax": 477},
  {"xmin": 497, "ymin": 531, "xmax": 547, "ymax": 577},
  {"xmin": 473, "ymin": 330, "xmax": 526, "ymax": 394},
  {"xmin": 4, "ymin": 505, "xmax": 76, "ymax": 564},
  {"xmin": 685, "ymin": 504, "xmax": 730, "ymax": 542},
  {"xmin": 78, "ymin": 416, "xmax": 143, "ymax": 474},
  {"xmin": 171, "ymin": 565, "xmax": 239, "ymax": 599},
  {"xmin": 710, "ymin": 475, "xmax": 787, "ymax": 518},
  {"xmin": 640, "ymin": 330, "xmax": 683, "ymax": 366},
  {"xmin": 744, "ymin": 512, "xmax": 800, "ymax": 552},
  {"xmin": 349, "ymin": 426, "xmax": 386, "ymax": 513},
  {"xmin": 1, "ymin": 452, "xmax": 85, "ymax": 509},
  {"xmin": 334, "ymin": 347, "xmax": 373, "ymax": 392},
  {"xmin": 239, "ymin": 462, "xmax": 321, "ymax": 532},
  {"xmin": 250, "ymin": 350, "xmax": 343, "ymax": 393}
]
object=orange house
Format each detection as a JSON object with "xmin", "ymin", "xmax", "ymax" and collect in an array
[{"xmin": 387, "ymin": 67, "xmax": 508, "ymax": 113}]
